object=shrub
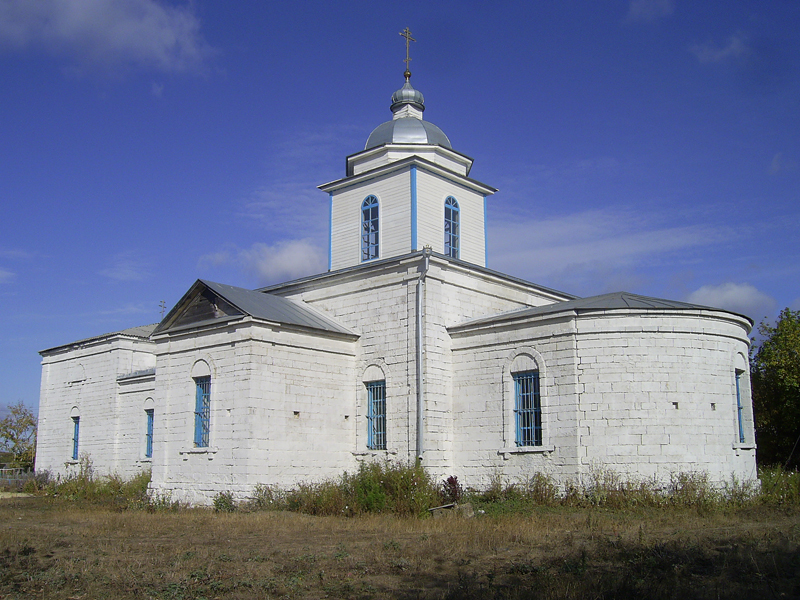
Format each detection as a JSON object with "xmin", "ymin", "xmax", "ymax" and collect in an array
[
  {"xmin": 440, "ymin": 475, "xmax": 463, "ymax": 504},
  {"xmin": 758, "ymin": 465, "xmax": 800, "ymax": 504},
  {"xmin": 212, "ymin": 491, "xmax": 237, "ymax": 513},
  {"xmin": 249, "ymin": 460, "xmax": 440, "ymax": 517}
]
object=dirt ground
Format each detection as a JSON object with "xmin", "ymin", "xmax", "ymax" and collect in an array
[{"xmin": 2, "ymin": 495, "xmax": 800, "ymax": 599}]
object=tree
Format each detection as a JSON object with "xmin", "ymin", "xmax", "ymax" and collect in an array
[
  {"xmin": 0, "ymin": 401, "xmax": 37, "ymax": 470},
  {"xmin": 751, "ymin": 308, "xmax": 800, "ymax": 468}
]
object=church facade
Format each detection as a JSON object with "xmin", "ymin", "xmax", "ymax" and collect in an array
[{"xmin": 35, "ymin": 70, "xmax": 757, "ymax": 505}]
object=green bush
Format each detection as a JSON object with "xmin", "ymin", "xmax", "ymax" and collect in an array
[
  {"xmin": 758, "ymin": 465, "xmax": 800, "ymax": 504},
  {"xmin": 250, "ymin": 459, "xmax": 440, "ymax": 517},
  {"xmin": 212, "ymin": 491, "xmax": 237, "ymax": 513}
]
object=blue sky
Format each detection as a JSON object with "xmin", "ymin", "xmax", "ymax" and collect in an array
[{"xmin": 1, "ymin": 0, "xmax": 798, "ymax": 414}]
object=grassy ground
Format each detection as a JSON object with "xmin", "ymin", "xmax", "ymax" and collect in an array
[{"xmin": 2, "ymin": 495, "xmax": 800, "ymax": 599}]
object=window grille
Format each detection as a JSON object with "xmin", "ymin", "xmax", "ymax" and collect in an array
[
  {"xmin": 194, "ymin": 376, "xmax": 211, "ymax": 447},
  {"xmin": 71, "ymin": 416, "xmax": 80, "ymax": 460},
  {"xmin": 444, "ymin": 196, "xmax": 460, "ymax": 259},
  {"xmin": 361, "ymin": 195, "xmax": 379, "ymax": 261},
  {"xmin": 513, "ymin": 371, "xmax": 542, "ymax": 446},
  {"xmin": 366, "ymin": 380, "xmax": 386, "ymax": 450},
  {"xmin": 735, "ymin": 370, "xmax": 745, "ymax": 443},
  {"xmin": 145, "ymin": 409, "xmax": 154, "ymax": 458}
]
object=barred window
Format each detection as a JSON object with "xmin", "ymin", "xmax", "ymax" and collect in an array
[
  {"xmin": 366, "ymin": 380, "xmax": 386, "ymax": 450},
  {"xmin": 145, "ymin": 409, "xmax": 154, "ymax": 458},
  {"xmin": 194, "ymin": 376, "xmax": 211, "ymax": 447},
  {"xmin": 513, "ymin": 371, "xmax": 542, "ymax": 446},
  {"xmin": 71, "ymin": 416, "xmax": 80, "ymax": 460},
  {"xmin": 735, "ymin": 370, "xmax": 745, "ymax": 444}
]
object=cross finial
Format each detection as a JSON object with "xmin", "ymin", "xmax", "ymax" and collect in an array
[{"xmin": 399, "ymin": 27, "xmax": 415, "ymax": 80}]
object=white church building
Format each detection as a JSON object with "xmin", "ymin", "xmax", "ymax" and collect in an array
[{"xmin": 35, "ymin": 64, "xmax": 757, "ymax": 504}]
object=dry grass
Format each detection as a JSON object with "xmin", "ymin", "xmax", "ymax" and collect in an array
[{"xmin": 2, "ymin": 495, "xmax": 800, "ymax": 599}]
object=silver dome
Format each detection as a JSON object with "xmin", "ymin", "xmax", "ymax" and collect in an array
[
  {"xmin": 391, "ymin": 80, "xmax": 425, "ymax": 111},
  {"xmin": 365, "ymin": 118, "xmax": 452, "ymax": 150}
]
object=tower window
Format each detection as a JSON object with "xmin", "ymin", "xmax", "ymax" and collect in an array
[
  {"xmin": 361, "ymin": 195, "xmax": 379, "ymax": 261},
  {"xmin": 444, "ymin": 196, "xmax": 459, "ymax": 259}
]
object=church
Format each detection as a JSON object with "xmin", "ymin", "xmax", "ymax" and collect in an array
[{"xmin": 35, "ymin": 43, "xmax": 757, "ymax": 505}]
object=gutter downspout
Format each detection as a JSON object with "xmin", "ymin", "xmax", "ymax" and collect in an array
[{"xmin": 416, "ymin": 246, "xmax": 431, "ymax": 462}]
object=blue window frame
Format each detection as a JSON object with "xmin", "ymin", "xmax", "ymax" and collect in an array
[
  {"xmin": 194, "ymin": 376, "xmax": 211, "ymax": 447},
  {"xmin": 444, "ymin": 196, "xmax": 460, "ymax": 259},
  {"xmin": 366, "ymin": 380, "xmax": 386, "ymax": 450},
  {"xmin": 735, "ymin": 370, "xmax": 745, "ymax": 443},
  {"xmin": 71, "ymin": 416, "xmax": 80, "ymax": 460},
  {"xmin": 145, "ymin": 409, "xmax": 154, "ymax": 458},
  {"xmin": 513, "ymin": 371, "xmax": 542, "ymax": 446},
  {"xmin": 361, "ymin": 195, "xmax": 379, "ymax": 262}
]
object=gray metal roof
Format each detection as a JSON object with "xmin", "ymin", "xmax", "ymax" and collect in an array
[
  {"xmin": 453, "ymin": 291, "xmax": 751, "ymax": 329},
  {"xmin": 365, "ymin": 118, "xmax": 452, "ymax": 150},
  {"xmin": 40, "ymin": 323, "xmax": 157, "ymax": 355},
  {"xmin": 195, "ymin": 280, "xmax": 354, "ymax": 336},
  {"xmin": 257, "ymin": 250, "xmax": 576, "ymax": 303}
]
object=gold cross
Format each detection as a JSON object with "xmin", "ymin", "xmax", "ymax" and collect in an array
[{"xmin": 399, "ymin": 27, "xmax": 415, "ymax": 78}]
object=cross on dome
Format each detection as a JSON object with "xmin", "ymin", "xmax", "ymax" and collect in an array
[{"xmin": 399, "ymin": 27, "xmax": 415, "ymax": 80}]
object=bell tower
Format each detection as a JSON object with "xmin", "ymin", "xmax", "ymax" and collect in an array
[{"xmin": 319, "ymin": 30, "xmax": 496, "ymax": 271}]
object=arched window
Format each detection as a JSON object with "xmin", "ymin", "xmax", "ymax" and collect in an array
[
  {"xmin": 361, "ymin": 195, "xmax": 379, "ymax": 261},
  {"xmin": 444, "ymin": 196, "xmax": 459, "ymax": 259},
  {"xmin": 513, "ymin": 371, "xmax": 541, "ymax": 446}
]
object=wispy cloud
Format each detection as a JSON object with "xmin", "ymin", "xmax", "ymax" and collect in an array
[
  {"xmin": 0, "ymin": 0, "xmax": 213, "ymax": 73},
  {"xmin": 0, "ymin": 267, "xmax": 15, "ymax": 283},
  {"xmin": 199, "ymin": 240, "xmax": 327, "ymax": 287},
  {"xmin": 98, "ymin": 302, "xmax": 153, "ymax": 316},
  {"xmin": 691, "ymin": 33, "xmax": 748, "ymax": 64},
  {"xmin": 686, "ymin": 282, "xmax": 776, "ymax": 322},
  {"xmin": 625, "ymin": 0, "xmax": 674, "ymax": 23},
  {"xmin": 770, "ymin": 152, "xmax": 796, "ymax": 175},
  {"xmin": 0, "ymin": 248, "xmax": 33, "ymax": 260},
  {"xmin": 235, "ymin": 124, "xmax": 361, "ymax": 236},
  {"xmin": 99, "ymin": 252, "xmax": 150, "ymax": 281},
  {"xmin": 488, "ymin": 207, "xmax": 735, "ymax": 293}
]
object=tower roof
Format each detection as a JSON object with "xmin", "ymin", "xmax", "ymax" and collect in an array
[{"xmin": 365, "ymin": 72, "xmax": 451, "ymax": 151}]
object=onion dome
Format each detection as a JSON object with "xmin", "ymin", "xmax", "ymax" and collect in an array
[{"xmin": 365, "ymin": 75, "xmax": 452, "ymax": 150}]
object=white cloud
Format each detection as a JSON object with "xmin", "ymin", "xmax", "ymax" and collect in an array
[
  {"xmin": 200, "ymin": 240, "xmax": 327, "ymax": 287},
  {"xmin": 0, "ymin": 0, "xmax": 212, "ymax": 73},
  {"xmin": 686, "ymin": 282, "xmax": 776, "ymax": 321},
  {"xmin": 99, "ymin": 252, "xmax": 149, "ymax": 281},
  {"xmin": 691, "ymin": 33, "xmax": 749, "ymax": 64},
  {"xmin": 0, "ymin": 267, "xmax": 15, "ymax": 283},
  {"xmin": 488, "ymin": 208, "xmax": 734, "ymax": 287},
  {"xmin": 625, "ymin": 0, "xmax": 674, "ymax": 23}
]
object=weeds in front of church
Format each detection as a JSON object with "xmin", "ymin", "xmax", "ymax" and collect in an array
[
  {"xmin": 248, "ymin": 459, "xmax": 441, "ymax": 516},
  {"xmin": 2, "ymin": 464, "xmax": 800, "ymax": 598},
  {"xmin": 3, "ymin": 488, "xmax": 800, "ymax": 599}
]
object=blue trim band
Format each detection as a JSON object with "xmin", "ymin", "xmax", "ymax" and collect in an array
[
  {"xmin": 328, "ymin": 193, "xmax": 333, "ymax": 271},
  {"xmin": 483, "ymin": 195, "xmax": 488, "ymax": 266},
  {"xmin": 410, "ymin": 165, "xmax": 418, "ymax": 251}
]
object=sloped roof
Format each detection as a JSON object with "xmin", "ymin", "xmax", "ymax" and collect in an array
[
  {"xmin": 452, "ymin": 291, "xmax": 752, "ymax": 330},
  {"xmin": 40, "ymin": 323, "xmax": 158, "ymax": 355},
  {"xmin": 154, "ymin": 280, "xmax": 354, "ymax": 337}
]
